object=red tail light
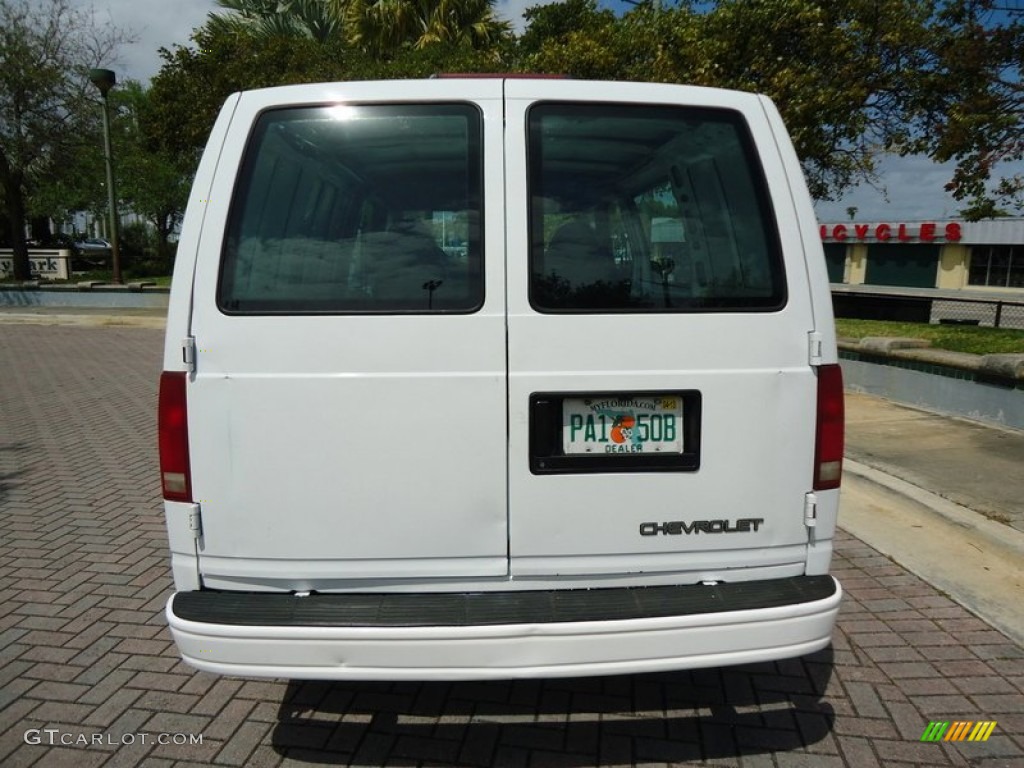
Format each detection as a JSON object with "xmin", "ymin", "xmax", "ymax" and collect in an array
[
  {"xmin": 813, "ymin": 364, "xmax": 845, "ymax": 490},
  {"xmin": 159, "ymin": 371, "xmax": 192, "ymax": 502}
]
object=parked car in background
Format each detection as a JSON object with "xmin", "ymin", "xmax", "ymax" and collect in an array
[
  {"xmin": 73, "ymin": 238, "xmax": 112, "ymax": 251},
  {"xmin": 70, "ymin": 238, "xmax": 112, "ymax": 271}
]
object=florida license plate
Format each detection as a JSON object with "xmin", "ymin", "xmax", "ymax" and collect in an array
[{"xmin": 562, "ymin": 396, "xmax": 684, "ymax": 455}]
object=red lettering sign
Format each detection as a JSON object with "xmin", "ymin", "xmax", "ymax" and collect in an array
[{"xmin": 819, "ymin": 221, "xmax": 962, "ymax": 243}]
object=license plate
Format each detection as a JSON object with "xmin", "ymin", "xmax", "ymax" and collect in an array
[{"xmin": 563, "ymin": 396, "xmax": 684, "ymax": 456}]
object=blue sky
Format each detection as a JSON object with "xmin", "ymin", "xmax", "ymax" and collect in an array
[
  {"xmin": 813, "ymin": 155, "xmax": 983, "ymax": 222},
  {"xmin": 76, "ymin": 0, "xmax": 1021, "ymax": 221}
]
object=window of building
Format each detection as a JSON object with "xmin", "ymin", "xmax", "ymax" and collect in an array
[{"xmin": 968, "ymin": 245, "xmax": 1024, "ymax": 288}]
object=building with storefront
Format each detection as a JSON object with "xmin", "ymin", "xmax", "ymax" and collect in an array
[{"xmin": 819, "ymin": 218, "xmax": 1024, "ymax": 293}]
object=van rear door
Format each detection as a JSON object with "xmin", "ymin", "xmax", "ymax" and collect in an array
[
  {"xmin": 186, "ymin": 82, "xmax": 508, "ymax": 588},
  {"xmin": 504, "ymin": 81, "xmax": 820, "ymax": 579}
]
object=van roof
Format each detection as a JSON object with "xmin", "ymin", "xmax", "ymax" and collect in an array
[{"xmin": 430, "ymin": 73, "xmax": 569, "ymax": 79}]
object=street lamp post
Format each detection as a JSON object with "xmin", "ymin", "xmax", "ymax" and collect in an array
[{"xmin": 89, "ymin": 68, "xmax": 122, "ymax": 284}]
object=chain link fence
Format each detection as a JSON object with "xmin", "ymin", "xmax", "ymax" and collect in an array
[
  {"xmin": 833, "ymin": 291, "xmax": 1024, "ymax": 330},
  {"xmin": 930, "ymin": 298, "xmax": 1024, "ymax": 330}
]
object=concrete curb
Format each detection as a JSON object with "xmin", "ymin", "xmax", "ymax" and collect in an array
[
  {"xmin": 840, "ymin": 337, "xmax": 1024, "ymax": 382},
  {"xmin": 857, "ymin": 336, "xmax": 931, "ymax": 354},
  {"xmin": 982, "ymin": 353, "xmax": 1024, "ymax": 379},
  {"xmin": 845, "ymin": 459, "xmax": 1024, "ymax": 554},
  {"xmin": 842, "ymin": 459, "xmax": 1024, "ymax": 647},
  {"xmin": 0, "ymin": 312, "xmax": 166, "ymax": 329}
]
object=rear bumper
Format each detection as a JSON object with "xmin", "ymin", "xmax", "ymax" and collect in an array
[{"xmin": 166, "ymin": 576, "xmax": 841, "ymax": 680}]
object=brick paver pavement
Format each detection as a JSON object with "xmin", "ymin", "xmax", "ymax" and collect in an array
[{"xmin": 1, "ymin": 324, "xmax": 1022, "ymax": 767}]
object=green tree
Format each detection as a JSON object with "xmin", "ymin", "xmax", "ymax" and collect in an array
[
  {"xmin": 346, "ymin": 0, "xmax": 511, "ymax": 57},
  {"xmin": 23, "ymin": 118, "xmax": 105, "ymax": 238},
  {"xmin": 0, "ymin": 0, "xmax": 129, "ymax": 280},
  {"xmin": 517, "ymin": 0, "xmax": 934, "ymax": 201},
  {"xmin": 519, "ymin": 0, "xmax": 1022, "ymax": 213},
  {"xmin": 114, "ymin": 82, "xmax": 191, "ymax": 265},
  {"xmin": 208, "ymin": 0, "xmax": 348, "ymax": 42},
  {"xmin": 207, "ymin": 0, "xmax": 510, "ymax": 58},
  {"xmin": 905, "ymin": 0, "xmax": 1023, "ymax": 218},
  {"xmin": 27, "ymin": 74, "xmax": 117, "ymax": 241},
  {"xmin": 148, "ymin": 25, "xmax": 355, "ymax": 170},
  {"xmin": 516, "ymin": 0, "xmax": 623, "ymax": 78},
  {"xmin": 694, "ymin": 0, "xmax": 934, "ymax": 201},
  {"xmin": 148, "ymin": 12, "xmax": 510, "ymax": 172},
  {"xmin": 147, "ymin": 0, "xmax": 1024, "ymax": 219}
]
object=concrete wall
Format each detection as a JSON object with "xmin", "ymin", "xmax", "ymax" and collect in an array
[
  {"xmin": 937, "ymin": 244, "xmax": 969, "ymax": 289},
  {"xmin": 845, "ymin": 244, "xmax": 867, "ymax": 285},
  {"xmin": 841, "ymin": 356, "xmax": 1024, "ymax": 431},
  {"xmin": 0, "ymin": 249, "xmax": 71, "ymax": 280},
  {"xmin": 0, "ymin": 288, "xmax": 168, "ymax": 309}
]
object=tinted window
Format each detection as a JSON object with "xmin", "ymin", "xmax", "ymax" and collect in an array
[
  {"xmin": 219, "ymin": 104, "xmax": 483, "ymax": 313},
  {"xmin": 528, "ymin": 103, "xmax": 785, "ymax": 312}
]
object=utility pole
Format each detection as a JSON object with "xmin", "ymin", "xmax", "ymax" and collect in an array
[{"xmin": 89, "ymin": 68, "xmax": 122, "ymax": 284}]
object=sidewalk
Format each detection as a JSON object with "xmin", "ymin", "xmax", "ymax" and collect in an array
[
  {"xmin": 0, "ymin": 304, "xmax": 167, "ymax": 328},
  {"xmin": 843, "ymin": 390, "xmax": 1024, "ymax": 646},
  {"xmin": 845, "ymin": 390, "xmax": 1024, "ymax": 533},
  {"xmin": 3, "ymin": 318, "xmax": 1023, "ymax": 766}
]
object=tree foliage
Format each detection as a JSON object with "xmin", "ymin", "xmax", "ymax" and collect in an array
[
  {"xmin": 0, "ymin": 0, "xmax": 129, "ymax": 279},
  {"xmin": 700, "ymin": 1, "xmax": 935, "ymax": 200},
  {"xmin": 147, "ymin": 19, "xmax": 506, "ymax": 173},
  {"xmin": 518, "ymin": 0, "xmax": 938, "ymax": 201},
  {"xmin": 114, "ymin": 82, "xmax": 192, "ymax": 264},
  {"xmin": 515, "ymin": 0, "xmax": 623, "ymax": 79},
  {"xmin": 516, "ymin": 0, "xmax": 1022, "ymax": 215},
  {"xmin": 906, "ymin": 0, "xmax": 1023, "ymax": 217},
  {"xmin": 148, "ymin": 27, "xmax": 350, "ymax": 169},
  {"xmin": 8, "ymin": 0, "xmax": 1023, "ymax": 270},
  {"xmin": 209, "ymin": 0, "xmax": 349, "ymax": 42},
  {"xmin": 206, "ymin": 0, "xmax": 511, "ymax": 57},
  {"xmin": 346, "ymin": 0, "xmax": 511, "ymax": 56}
]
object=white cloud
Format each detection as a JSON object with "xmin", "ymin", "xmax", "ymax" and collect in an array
[
  {"xmin": 814, "ymin": 155, "xmax": 960, "ymax": 221},
  {"xmin": 814, "ymin": 154, "xmax": 1024, "ymax": 221},
  {"xmin": 497, "ymin": 0, "xmax": 537, "ymax": 34},
  {"xmin": 71, "ymin": 0, "xmax": 215, "ymax": 84}
]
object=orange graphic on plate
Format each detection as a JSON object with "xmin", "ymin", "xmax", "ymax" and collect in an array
[{"xmin": 610, "ymin": 415, "xmax": 636, "ymax": 444}]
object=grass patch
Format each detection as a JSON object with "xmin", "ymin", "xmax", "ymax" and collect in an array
[
  {"xmin": 836, "ymin": 318, "xmax": 1024, "ymax": 355},
  {"xmin": 70, "ymin": 269, "xmax": 172, "ymax": 286},
  {"xmin": 1, "ymin": 270, "xmax": 171, "ymax": 287}
]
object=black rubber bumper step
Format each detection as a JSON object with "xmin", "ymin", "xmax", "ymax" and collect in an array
[{"xmin": 172, "ymin": 575, "xmax": 837, "ymax": 628}]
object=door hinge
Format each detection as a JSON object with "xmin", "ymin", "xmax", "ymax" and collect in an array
[
  {"xmin": 804, "ymin": 492, "xmax": 818, "ymax": 528},
  {"xmin": 188, "ymin": 504, "xmax": 203, "ymax": 539},
  {"xmin": 182, "ymin": 337, "xmax": 196, "ymax": 373},
  {"xmin": 808, "ymin": 331, "xmax": 823, "ymax": 366}
]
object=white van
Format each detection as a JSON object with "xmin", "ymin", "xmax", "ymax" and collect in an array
[{"xmin": 159, "ymin": 78, "xmax": 844, "ymax": 680}]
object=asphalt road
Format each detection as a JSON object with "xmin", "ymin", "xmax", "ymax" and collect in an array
[{"xmin": 0, "ymin": 324, "xmax": 1022, "ymax": 767}]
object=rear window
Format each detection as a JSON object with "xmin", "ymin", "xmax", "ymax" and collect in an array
[
  {"xmin": 528, "ymin": 103, "xmax": 785, "ymax": 312},
  {"xmin": 219, "ymin": 104, "xmax": 483, "ymax": 314}
]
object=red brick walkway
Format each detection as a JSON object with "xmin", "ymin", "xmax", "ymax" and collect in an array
[{"xmin": 0, "ymin": 325, "xmax": 1020, "ymax": 767}]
